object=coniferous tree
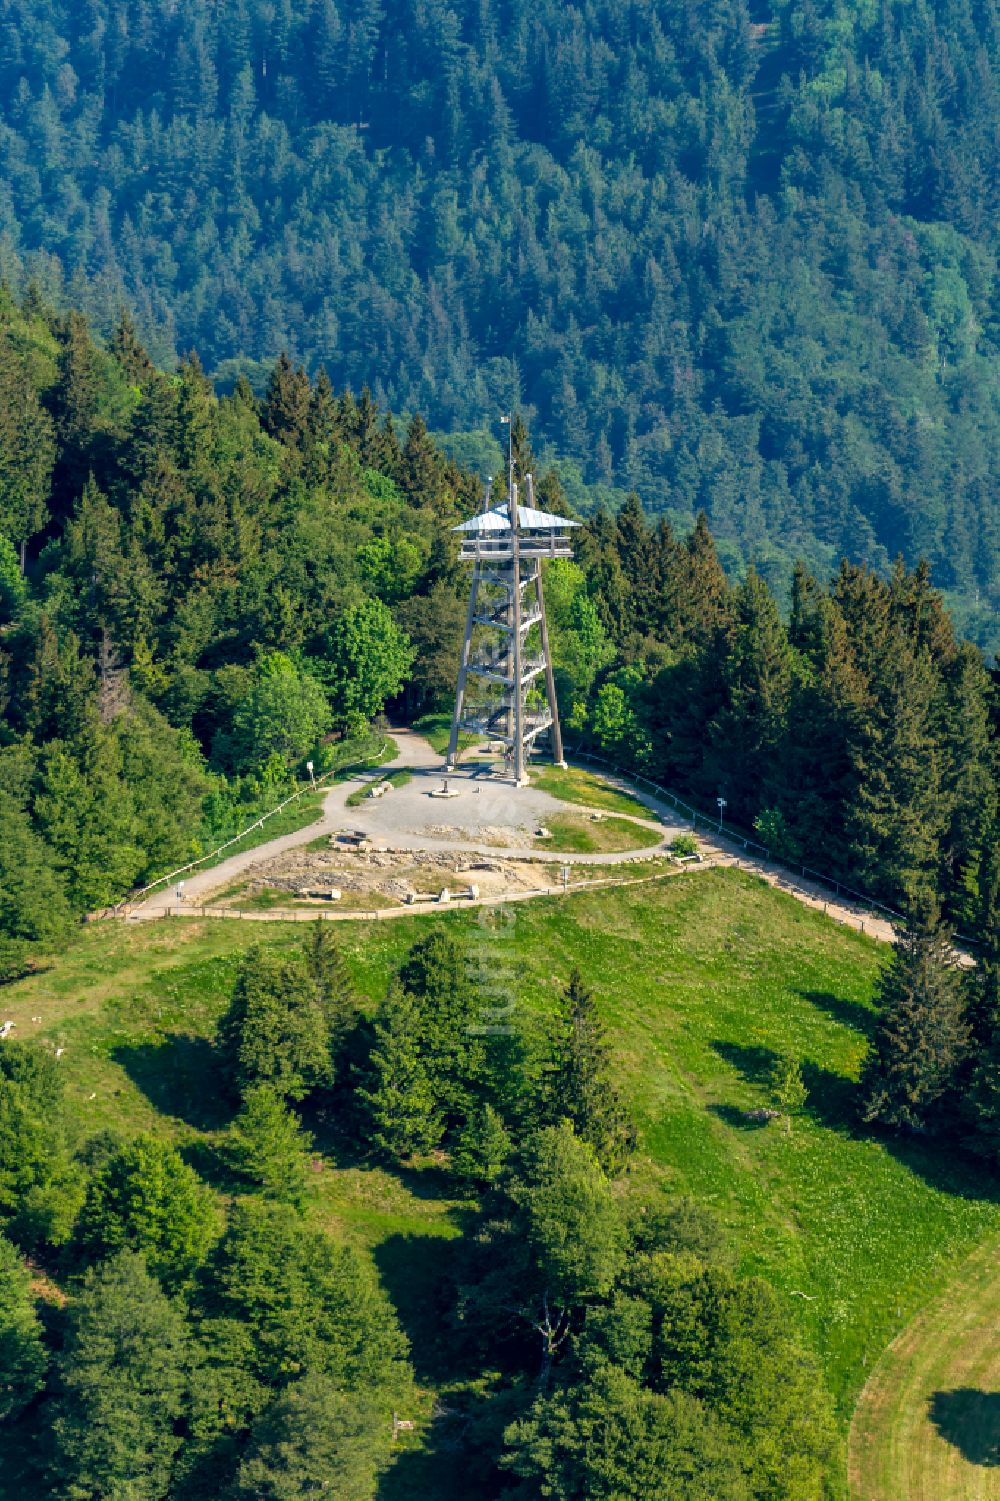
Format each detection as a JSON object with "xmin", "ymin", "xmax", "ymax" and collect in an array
[
  {"xmin": 228, "ymin": 1086, "xmax": 314, "ymax": 1205},
  {"xmin": 0, "ymin": 333, "xmax": 55, "ymax": 562},
  {"xmin": 48, "ymin": 309, "xmax": 102, "ymax": 517},
  {"xmin": 452, "ymin": 1103, "xmax": 513, "ymax": 1189},
  {"xmin": 110, "ymin": 309, "xmax": 155, "ymax": 386},
  {"xmin": 400, "ymin": 413, "xmax": 448, "ymax": 512},
  {"xmin": 262, "ymin": 352, "xmax": 312, "ymax": 449},
  {"xmin": 303, "ymin": 922, "xmax": 359, "ymax": 1065},
  {"xmin": 860, "ymin": 909, "xmax": 970, "ymax": 1130},
  {"xmin": 218, "ymin": 948, "xmax": 334, "ymax": 1103},
  {"xmin": 466, "ymin": 1123, "xmax": 626, "ymax": 1377},
  {"xmin": 213, "ymin": 1199, "xmax": 411, "ymax": 1394},
  {"xmin": 357, "ymin": 986, "xmax": 443, "ymax": 1161},
  {"xmin": 48, "ymin": 1252, "xmax": 191, "ymax": 1501},
  {"xmin": 76, "ymin": 1135, "xmax": 220, "ymax": 1290},
  {"xmin": 545, "ymin": 968, "xmax": 636, "ymax": 1174},
  {"xmin": 0, "ymin": 791, "xmax": 73, "ymax": 980}
]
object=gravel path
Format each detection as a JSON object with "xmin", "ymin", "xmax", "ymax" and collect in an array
[
  {"xmin": 130, "ymin": 729, "xmax": 674, "ymax": 919},
  {"xmin": 128, "ymin": 727, "xmax": 919, "ymax": 951}
]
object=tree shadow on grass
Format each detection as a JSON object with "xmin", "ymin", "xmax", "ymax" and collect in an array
[
  {"xmin": 374, "ymin": 1228, "xmax": 475, "ymax": 1385},
  {"xmin": 928, "ymin": 1389, "xmax": 1000, "ymax": 1465},
  {"xmin": 800, "ymin": 1059, "xmax": 862, "ymax": 1130},
  {"xmin": 377, "ymin": 1382, "xmax": 518, "ymax": 1501},
  {"xmin": 178, "ymin": 1136, "xmax": 242, "ymax": 1193},
  {"xmin": 797, "ymin": 988, "xmax": 876, "ymax": 1037},
  {"xmin": 711, "ymin": 1040, "xmax": 777, "ymax": 1086},
  {"xmin": 111, "ymin": 1035, "xmax": 233, "ymax": 1130},
  {"xmin": 711, "ymin": 1040, "xmax": 1000, "ymax": 1203}
]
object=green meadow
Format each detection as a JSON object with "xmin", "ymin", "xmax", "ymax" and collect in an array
[{"xmin": 5, "ymin": 867, "xmax": 998, "ymax": 1434}]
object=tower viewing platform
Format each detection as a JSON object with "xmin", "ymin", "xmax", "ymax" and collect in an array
[{"xmin": 447, "ymin": 437, "xmax": 580, "ymax": 785}]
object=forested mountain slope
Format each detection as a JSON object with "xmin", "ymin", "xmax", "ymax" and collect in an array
[
  {"xmin": 0, "ymin": 0, "xmax": 997, "ymax": 649},
  {"xmin": 0, "ymin": 287, "xmax": 996, "ymax": 989}
]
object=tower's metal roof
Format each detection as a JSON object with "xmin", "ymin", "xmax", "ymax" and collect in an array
[{"xmin": 453, "ymin": 503, "xmax": 580, "ymax": 533}]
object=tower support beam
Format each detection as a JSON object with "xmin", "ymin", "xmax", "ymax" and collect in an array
[{"xmin": 447, "ymin": 429, "xmax": 579, "ymax": 787}]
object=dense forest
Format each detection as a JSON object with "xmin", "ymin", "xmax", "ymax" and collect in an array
[
  {"xmin": 0, "ymin": 0, "xmax": 997, "ymax": 649},
  {"xmin": 0, "ymin": 286, "xmax": 996, "ymax": 968},
  {"xmin": 0, "ymin": 287, "xmax": 998, "ymax": 1496}
]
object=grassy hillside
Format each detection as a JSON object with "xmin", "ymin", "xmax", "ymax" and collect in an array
[{"xmin": 4, "ymin": 868, "xmax": 999, "ymax": 1473}]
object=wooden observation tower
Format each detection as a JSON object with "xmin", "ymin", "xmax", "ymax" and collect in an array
[{"xmin": 446, "ymin": 428, "xmax": 579, "ymax": 785}]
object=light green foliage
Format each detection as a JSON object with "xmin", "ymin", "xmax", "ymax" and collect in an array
[
  {"xmin": 47, "ymin": 1252, "xmax": 191, "ymax": 1501},
  {"xmin": 317, "ymin": 599, "xmax": 415, "ymax": 730},
  {"xmin": 670, "ymin": 832, "xmax": 700, "ymax": 857},
  {"xmin": 545, "ymin": 558, "xmax": 613, "ymax": 711},
  {"xmin": 221, "ymin": 652, "xmax": 331, "ymax": 775},
  {"xmin": 218, "ymin": 948, "xmax": 335, "ymax": 1102},
  {"xmin": 770, "ymin": 1052, "xmax": 808, "ymax": 1133},
  {"xmin": 0, "ymin": 791, "xmax": 73, "ymax": 979},
  {"xmin": 0, "ymin": 1233, "xmax": 47, "ymax": 1422},
  {"xmin": 76, "ymin": 1136, "xmax": 220, "ymax": 1289},
  {"xmin": 229, "ymin": 1086, "xmax": 313, "ymax": 1205},
  {"xmin": 591, "ymin": 669, "xmax": 652, "ymax": 767},
  {"xmin": 356, "ymin": 535, "xmax": 423, "ymax": 604},
  {"xmin": 504, "ymin": 1361, "xmax": 749, "ymax": 1501},
  {"xmin": 33, "ymin": 731, "xmax": 144, "ymax": 912},
  {"xmin": 754, "ymin": 807, "xmax": 801, "ymax": 860},
  {"xmin": 231, "ymin": 1374, "xmax": 392, "ymax": 1501},
  {"xmin": 214, "ymin": 1200, "xmax": 411, "ymax": 1395},
  {"xmin": 0, "ymin": 533, "xmax": 26, "ymax": 620}
]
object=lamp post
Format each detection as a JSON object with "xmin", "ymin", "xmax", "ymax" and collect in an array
[{"xmin": 716, "ymin": 797, "xmax": 727, "ymax": 833}]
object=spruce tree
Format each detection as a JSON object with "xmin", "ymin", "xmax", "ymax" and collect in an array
[
  {"xmin": 357, "ymin": 986, "xmax": 443, "ymax": 1161},
  {"xmin": 706, "ymin": 568, "xmax": 793, "ymax": 817},
  {"xmin": 303, "ymin": 921, "xmax": 359, "ymax": 1057},
  {"xmin": 0, "ymin": 790, "xmax": 73, "ymax": 980},
  {"xmin": 48, "ymin": 309, "xmax": 101, "ymax": 518},
  {"xmin": 958, "ymin": 843, "xmax": 1000, "ymax": 1156},
  {"xmin": 218, "ymin": 948, "xmax": 334, "ymax": 1102},
  {"xmin": 860, "ymin": 910, "xmax": 969, "ymax": 1130},
  {"xmin": 546, "ymin": 968, "xmax": 636, "ymax": 1174},
  {"xmin": 398, "ymin": 930, "xmax": 485, "ymax": 1126},
  {"xmin": 262, "ymin": 352, "xmax": 311, "ymax": 449},
  {"xmin": 769, "ymin": 1052, "xmax": 807, "ymax": 1134},
  {"xmin": 48, "ymin": 1252, "xmax": 191, "ymax": 1501},
  {"xmin": 109, "ymin": 308, "xmax": 155, "ymax": 385},
  {"xmin": 0, "ymin": 332, "xmax": 55, "ymax": 560},
  {"xmin": 229, "ymin": 1086, "xmax": 314, "ymax": 1205},
  {"xmin": 76, "ymin": 1135, "xmax": 220, "ymax": 1290},
  {"xmin": 452, "ymin": 1103, "xmax": 513, "ymax": 1190},
  {"xmin": 400, "ymin": 413, "xmax": 447, "ymax": 512}
]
